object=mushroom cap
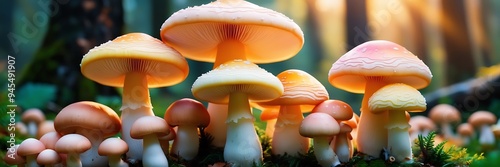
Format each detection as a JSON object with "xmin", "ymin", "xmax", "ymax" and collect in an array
[
  {"xmin": 299, "ymin": 112, "xmax": 340, "ymax": 138},
  {"xmin": 257, "ymin": 69, "xmax": 329, "ymax": 110},
  {"xmin": 22, "ymin": 108, "xmax": 45, "ymax": 124},
  {"xmin": 191, "ymin": 59, "xmax": 283, "ymax": 103},
  {"xmin": 160, "ymin": 0, "xmax": 303, "ymax": 64},
  {"xmin": 130, "ymin": 116, "xmax": 170, "ymax": 139},
  {"xmin": 17, "ymin": 138, "xmax": 45, "ymax": 156},
  {"xmin": 37, "ymin": 120, "xmax": 55, "ymax": 139},
  {"xmin": 328, "ymin": 40, "xmax": 432, "ymax": 93},
  {"xmin": 165, "ymin": 98, "xmax": 210, "ymax": 127},
  {"xmin": 255, "ymin": 105, "xmax": 280, "ymax": 121},
  {"xmin": 158, "ymin": 126, "xmax": 177, "ymax": 141},
  {"xmin": 81, "ymin": 32, "xmax": 189, "ymax": 88},
  {"xmin": 55, "ymin": 134, "xmax": 92, "ymax": 154},
  {"xmin": 98, "ymin": 138, "xmax": 129, "ymax": 156},
  {"xmin": 4, "ymin": 145, "xmax": 25, "ymax": 165},
  {"xmin": 39, "ymin": 131, "xmax": 62, "ymax": 150},
  {"xmin": 54, "ymin": 101, "xmax": 121, "ymax": 137},
  {"xmin": 312, "ymin": 99, "xmax": 354, "ymax": 121},
  {"xmin": 457, "ymin": 123, "xmax": 474, "ymax": 136},
  {"xmin": 468, "ymin": 111, "xmax": 497, "ymax": 128},
  {"xmin": 36, "ymin": 149, "xmax": 61, "ymax": 165},
  {"xmin": 368, "ymin": 83, "xmax": 427, "ymax": 114},
  {"xmin": 428, "ymin": 104, "xmax": 461, "ymax": 124},
  {"xmin": 408, "ymin": 116, "xmax": 436, "ymax": 132}
]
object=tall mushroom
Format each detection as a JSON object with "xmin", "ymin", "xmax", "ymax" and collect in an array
[
  {"xmin": 81, "ymin": 32, "xmax": 189, "ymax": 161},
  {"xmin": 191, "ymin": 59, "xmax": 283, "ymax": 166},
  {"xmin": 328, "ymin": 40, "xmax": 432, "ymax": 157},
  {"xmin": 160, "ymin": 0, "xmax": 303, "ymax": 147},
  {"xmin": 428, "ymin": 104, "xmax": 461, "ymax": 139},
  {"xmin": 257, "ymin": 69, "xmax": 329, "ymax": 156},
  {"xmin": 54, "ymin": 101, "xmax": 121, "ymax": 166},
  {"xmin": 165, "ymin": 98, "xmax": 210, "ymax": 160},
  {"xmin": 368, "ymin": 83, "xmax": 427, "ymax": 163}
]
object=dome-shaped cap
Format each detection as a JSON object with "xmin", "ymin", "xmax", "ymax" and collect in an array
[
  {"xmin": 369, "ymin": 83, "xmax": 427, "ymax": 114},
  {"xmin": 299, "ymin": 113, "xmax": 340, "ymax": 138},
  {"xmin": 258, "ymin": 69, "xmax": 329, "ymax": 109},
  {"xmin": 191, "ymin": 59, "xmax": 283, "ymax": 103},
  {"xmin": 468, "ymin": 111, "xmax": 497, "ymax": 127},
  {"xmin": 328, "ymin": 40, "xmax": 432, "ymax": 93},
  {"xmin": 165, "ymin": 98, "xmax": 210, "ymax": 127},
  {"xmin": 81, "ymin": 32, "xmax": 189, "ymax": 88},
  {"xmin": 428, "ymin": 104, "xmax": 461, "ymax": 124},
  {"xmin": 55, "ymin": 134, "xmax": 91, "ymax": 154},
  {"xmin": 130, "ymin": 116, "xmax": 170, "ymax": 139},
  {"xmin": 312, "ymin": 100, "xmax": 353, "ymax": 121},
  {"xmin": 98, "ymin": 138, "xmax": 129, "ymax": 156},
  {"xmin": 160, "ymin": 0, "xmax": 304, "ymax": 64},
  {"xmin": 54, "ymin": 101, "xmax": 121, "ymax": 137}
]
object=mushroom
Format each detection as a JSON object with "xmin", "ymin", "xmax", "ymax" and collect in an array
[
  {"xmin": 4, "ymin": 144, "xmax": 26, "ymax": 166},
  {"xmin": 300, "ymin": 112, "xmax": 341, "ymax": 167},
  {"xmin": 408, "ymin": 116, "xmax": 436, "ymax": 142},
  {"xmin": 22, "ymin": 108, "xmax": 45, "ymax": 137},
  {"xmin": 468, "ymin": 111, "xmax": 497, "ymax": 146},
  {"xmin": 36, "ymin": 149, "xmax": 61, "ymax": 167},
  {"xmin": 165, "ymin": 98, "xmax": 210, "ymax": 160},
  {"xmin": 368, "ymin": 83, "xmax": 426, "ymax": 163},
  {"xmin": 54, "ymin": 101, "xmax": 121, "ymax": 166},
  {"xmin": 81, "ymin": 32, "xmax": 189, "ymax": 161},
  {"xmin": 428, "ymin": 104, "xmax": 461, "ymax": 139},
  {"xmin": 257, "ymin": 69, "xmax": 329, "ymax": 156},
  {"xmin": 15, "ymin": 122, "xmax": 28, "ymax": 136},
  {"xmin": 130, "ymin": 116, "xmax": 170, "ymax": 166},
  {"xmin": 311, "ymin": 99, "xmax": 354, "ymax": 163},
  {"xmin": 328, "ymin": 40, "xmax": 432, "ymax": 157},
  {"xmin": 457, "ymin": 123, "xmax": 475, "ymax": 146},
  {"xmin": 161, "ymin": 0, "xmax": 304, "ymax": 148},
  {"xmin": 98, "ymin": 137, "xmax": 129, "ymax": 167},
  {"xmin": 39, "ymin": 132, "xmax": 66, "ymax": 166},
  {"xmin": 17, "ymin": 138, "xmax": 45, "ymax": 167},
  {"xmin": 36, "ymin": 120, "xmax": 55, "ymax": 139},
  {"xmin": 191, "ymin": 59, "xmax": 283, "ymax": 166},
  {"xmin": 55, "ymin": 134, "xmax": 91, "ymax": 167}
]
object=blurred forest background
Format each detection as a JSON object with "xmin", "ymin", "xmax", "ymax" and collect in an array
[{"xmin": 1, "ymin": 0, "xmax": 500, "ymax": 120}]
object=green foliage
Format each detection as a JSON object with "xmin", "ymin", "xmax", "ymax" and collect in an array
[{"xmin": 16, "ymin": 83, "xmax": 56, "ymax": 109}]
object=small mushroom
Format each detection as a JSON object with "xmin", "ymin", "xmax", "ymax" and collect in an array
[
  {"xmin": 408, "ymin": 115, "xmax": 436, "ymax": 141},
  {"xmin": 98, "ymin": 137, "xmax": 129, "ymax": 167},
  {"xmin": 17, "ymin": 138, "xmax": 45, "ymax": 167},
  {"xmin": 468, "ymin": 111, "xmax": 497, "ymax": 146},
  {"xmin": 130, "ymin": 116, "xmax": 170, "ymax": 166},
  {"xmin": 3, "ymin": 144, "xmax": 26, "ymax": 166},
  {"xmin": 300, "ymin": 113, "xmax": 341, "ymax": 167},
  {"xmin": 457, "ymin": 123, "xmax": 475, "ymax": 146},
  {"xmin": 22, "ymin": 108, "xmax": 45, "ymax": 137},
  {"xmin": 55, "ymin": 134, "xmax": 91, "ymax": 167},
  {"xmin": 165, "ymin": 98, "xmax": 210, "ymax": 160},
  {"xmin": 429, "ymin": 104, "xmax": 461, "ymax": 139},
  {"xmin": 36, "ymin": 120, "xmax": 55, "ymax": 139},
  {"xmin": 36, "ymin": 149, "xmax": 61, "ymax": 167}
]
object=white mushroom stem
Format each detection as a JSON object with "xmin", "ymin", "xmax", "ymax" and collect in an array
[
  {"xmin": 77, "ymin": 130, "xmax": 108, "ymax": 166},
  {"xmin": 142, "ymin": 134, "xmax": 169, "ymax": 167},
  {"xmin": 66, "ymin": 152, "xmax": 83, "ymax": 167},
  {"xmin": 25, "ymin": 155, "xmax": 38, "ymax": 167},
  {"xmin": 224, "ymin": 92, "xmax": 262, "ymax": 166},
  {"xmin": 332, "ymin": 125, "xmax": 353, "ymax": 163},
  {"xmin": 387, "ymin": 111, "xmax": 413, "ymax": 163},
  {"xmin": 357, "ymin": 78, "xmax": 387, "ymax": 157},
  {"xmin": 478, "ymin": 124, "xmax": 495, "ymax": 145},
  {"xmin": 440, "ymin": 122, "xmax": 455, "ymax": 139},
  {"xmin": 314, "ymin": 136, "xmax": 340, "ymax": 167},
  {"xmin": 26, "ymin": 122, "xmax": 38, "ymax": 137},
  {"xmin": 273, "ymin": 105, "xmax": 308, "ymax": 156},
  {"xmin": 170, "ymin": 125, "xmax": 199, "ymax": 160},
  {"xmin": 108, "ymin": 155, "xmax": 128, "ymax": 167},
  {"xmin": 204, "ymin": 103, "xmax": 228, "ymax": 147},
  {"xmin": 120, "ymin": 71, "xmax": 155, "ymax": 161}
]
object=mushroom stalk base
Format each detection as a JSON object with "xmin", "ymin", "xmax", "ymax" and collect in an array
[
  {"xmin": 479, "ymin": 125, "xmax": 495, "ymax": 145},
  {"xmin": 357, "ymin": 79, "xmax": 387, "ymax": 158},
  {"xmin": 78, "ymin": 129, "xmax": 108, "ymax": 167},
  {"xmin": 108, "ymin": 155, "xmax": 128, "ymax": 167},
  {"xmin": 142, "ymin": 134, "xmax": 169, "ymax": 167},
  {"xmin": 224, "ymin": 92, "xmax": 262, "ymax": 166},
  {"xmin": 27, "ymin": 122, "xmax": 37, "ymax": 137},
  {"xmin": 272, "ymin": 105, "xmax": 308, "ymax": 156},
  {"xmin": 387, "ymin": 111, "xmax": 412, "ymax": 163},
  {"xmin": 121, "ymin": 72, "xmax": 155, "ymax": 162},
  {"xmin": 332, "ymin": 133, "xmax": 352, "ymax": 163},
  {"xmin": 170, "ymin": 125, "xmax": 199, "ymax": 160},
  {"xmin": 66, "ymin": 153, "xmax": 82, "ymax": 167},
  {"xmin": 314, "ymin": 136, "xmax": 340, "ymax": 167}
]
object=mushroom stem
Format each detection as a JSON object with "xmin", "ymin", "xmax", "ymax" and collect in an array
[
  {"xmin": 387, "ymin": 111, "xmax": 412, "ymax": 163},
  {"xmin": 204, "ymin": 103, "xmax": 228, "ymax": 147},
  {"xmin": 224, "ymin": 92, "xmax": 262, "ymax": 166},
  {"xmin": 357, "ymin": 78, "xmax": 387, "ymax": 157},
  {"xmin": 121, "ymin": 71, "xmax": 154, "ymax": 161},
  {"xmin": 142, "ymin": 134, "xmax": 169, "ymax": 167},
  {"xmin": 25, "ymin": 155, "xmax": 38, "ymax": 167},
  {"xmin": 273, "ymin": 105, "xmax": 308, "ymax": 156},
  {"xmin": 440, "ymin": 122, "xmax": 455, "ymax": 139},
  {"xmin": 27, "ymin": 122, "xmax": 37, "ymax": 137},
  {"xmin": 66, "ymin": 153, "xmax": 82, "ymax": 167},
  {"xmin": 214, "ymin": 39, "xmax": 246, "ymax": 68},
  {"xmin": 479, "ymin": 124, "xmax": 495, "ymax": 145},
  {"xmin": 332, "ymin": 131, "xmax": 352, "ymax": 163},
  {"xmin": 314, "ymin": 136, "xmax": 340, "ymax": 167},
  {"xmin": 108, "ymin": 155, "xmax": 128, "ymax": 167},
  {"xmin": 170, "ymin": 125, "xmax": 199, "ymax": 160},
  {"xmin": 77, "ymin": 130, "xmax": 108, "ymax": 166}
]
